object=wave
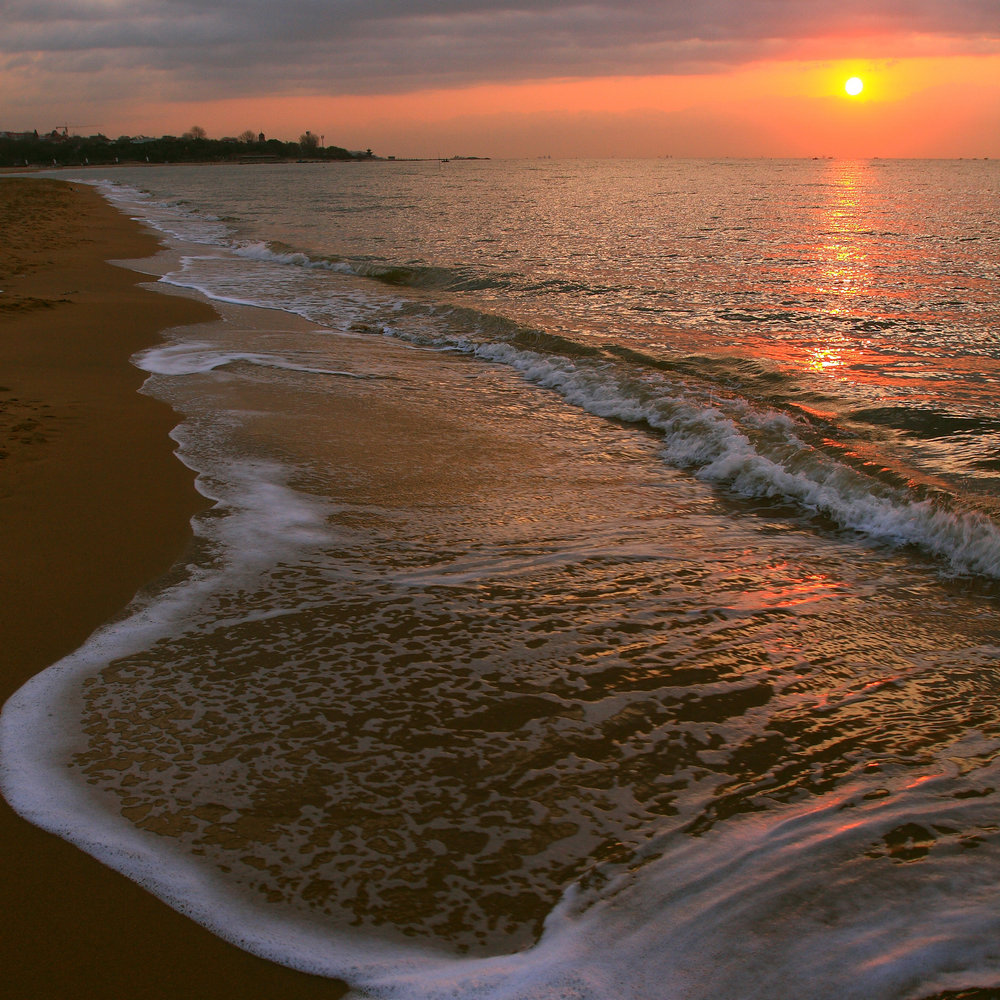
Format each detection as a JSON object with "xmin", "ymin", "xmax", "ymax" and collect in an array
[
  {"xmin": 96, "ymin": 180, "xmax": 231, "ymax": 245},
  {"xmin": 229, "ymin": 238, "xmax": 517, "ymax": 293},
  {"xmin": 233, "ymin": 241, "xmax": 355, "ymax": 274},
  {"xmin": 97, "ymin": 177, "xmax": 1000, "ymax": 579},
  {"xmin": 487, "ymin": 348, "xmax": 1000, "ymax": 578},
  {"xmin": 6, "ymin": 670, "xmax": 1000, "ymax": 1000},
  {"xmin": 228, "ymin": 237, "xmax": 628, "ymax": 299},
  {"xmin": 353, "ymin": 259, "xmax": 518, "ymax": 292},
  {"xmin": 135, "ymin": 342, "xmax": 382, "ymax": 380},
  {"xmin": 167, "ymin": 272, "xmax": 1000, "ymax": 579},
  {"xmin": 368, "ymin": 308, "xmax": 1000, "ymax": 579},
  {"xmin": 850, "ymin": 406, "xmax": 1000, "ymax": 440}
]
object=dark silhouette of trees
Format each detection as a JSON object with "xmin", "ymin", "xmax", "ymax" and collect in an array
[{"xmin": 0, "ymin": 131, "xmax": 359, "ymax": 167}]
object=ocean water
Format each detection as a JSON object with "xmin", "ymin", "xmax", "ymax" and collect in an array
[{"xmin": 3, "ymin": 158, "xmax": 1000, "ymax": 998}]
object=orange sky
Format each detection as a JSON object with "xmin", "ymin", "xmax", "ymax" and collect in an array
[
  {"xmin": 113, "ymin": 52, "xmax": 1000, "ymax": 159},
  {"xmin": 5, "ymin": 3, "xmax": 1000, "ymax": 159}
]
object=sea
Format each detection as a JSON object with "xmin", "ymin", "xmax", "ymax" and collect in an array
[{"xmin": 3, "ymin": 157, "xmax": 1000, "ymax": 999}]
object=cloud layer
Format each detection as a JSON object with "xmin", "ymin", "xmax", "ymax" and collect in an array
[{"xmin": 5, "ymin": 0, "xmax": 999, "ymax": 100}]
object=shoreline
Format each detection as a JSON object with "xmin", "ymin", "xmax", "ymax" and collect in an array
[
  {"xmin": 0, "ymin": 156, "xmax": 466, "ymax": 175},
  {"xmin": 0, "ymin": 178, "xmax": 346, "ymax": 998}
]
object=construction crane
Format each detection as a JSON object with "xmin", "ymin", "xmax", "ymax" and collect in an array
[{"xmin": 52, "ymin": 124, "xmax": 99, "ymax": 137}]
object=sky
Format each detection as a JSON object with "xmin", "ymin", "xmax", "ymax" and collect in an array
[{"xmin": 4, "ymin": 0, "xmax": 1000, "ymax": 158}]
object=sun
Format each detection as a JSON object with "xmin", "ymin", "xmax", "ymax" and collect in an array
[{"xmin": 845, "ymin": 76, "xmax": 864, "ymax": 96}]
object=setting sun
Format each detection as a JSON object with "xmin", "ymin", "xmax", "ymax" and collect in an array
[{"xmin": 845, "ymin": 76, "xmax": 864, "ymax": 96}]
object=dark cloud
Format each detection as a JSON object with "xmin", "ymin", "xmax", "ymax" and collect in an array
[{"xmin": 4, "ymin": 0, "xmax": 998, "ymax": 98}]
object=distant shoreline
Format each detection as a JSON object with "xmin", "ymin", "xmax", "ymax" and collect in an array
[
  {"xmin": 0, "ymin": 156, "xmax": 492, "ymax": 173},
  {"xmin": 0, "ymin": 131, "xmax": 492, "ymax": 169}
]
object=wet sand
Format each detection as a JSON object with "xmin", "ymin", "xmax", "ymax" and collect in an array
[{"xmin": 0, "ymin": 178, "xmax": 346, "ymax": 998}]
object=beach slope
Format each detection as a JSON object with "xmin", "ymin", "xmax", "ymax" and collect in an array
[{"xmin": 0, "ymin": 177, "xmax": 345, "ymax": 998}]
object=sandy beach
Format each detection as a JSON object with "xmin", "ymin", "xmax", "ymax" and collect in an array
[{"xmin": 0, "ymin": 177, "xmax": 346, "ymax": 998}]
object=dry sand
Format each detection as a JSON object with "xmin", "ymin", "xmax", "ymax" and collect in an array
[{"xmin": 0, "ymin": 177, "xmax": 346, "ymax": 998}]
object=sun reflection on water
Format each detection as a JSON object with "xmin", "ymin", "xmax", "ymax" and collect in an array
[
  {"xmin": 807, "ymin": 345, "xmax": 848, "ymax": 373},
  {"xmin": 814, "ymin": 161, "xmax": 872, "ymax": 306}
]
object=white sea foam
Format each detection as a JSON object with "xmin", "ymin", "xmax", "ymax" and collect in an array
[
  {"xmin": 156, "ymin": 271, "xmax": 296, "ymax": 314},
  {"xmin": 152, "ymin": 251, "xmax": 389, "ymax": 335},
  {"xmin": 234, "ymin": 241, "xmax": 354, "ymax": 273},
  {"xmin": 136, "ymin": 341, "xmax": 372, "ymax": 380},
  {"xmin": 6, "ymin": 676, "xmax": 1000, "ymax": 1000},
  {"xmin": 95, "ymin": 179, "xmax": 230, "ymax": 245},
  {"xmin": 471, "ymin": 342, "xmax": 1000, "ymax": 579},
  {"xmin": 335, "ymin": 766, "xmax": 1000, "ymax": 1000}
]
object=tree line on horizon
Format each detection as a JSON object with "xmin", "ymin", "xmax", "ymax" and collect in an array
[{"xmin": 0, "ymin": 126, "xmax": 371, "ymax": 168}]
